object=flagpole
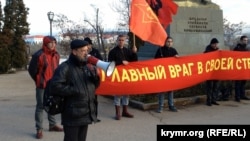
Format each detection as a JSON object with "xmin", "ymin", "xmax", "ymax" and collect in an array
[{"xmin": 133, "ymin": 33, "xmax": 135, "ymax": 47}]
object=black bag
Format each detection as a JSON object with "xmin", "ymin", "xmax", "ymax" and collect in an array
[
  {"xmin": 43, "ymin": 79, "xmax": 65, "ymax": 115},
  {"xmin": 43, "ymin": 61, "xmax": 70, "ymax": 115}
]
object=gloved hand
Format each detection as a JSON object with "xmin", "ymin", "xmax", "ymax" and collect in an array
[{"xmin": 87, "ymin": 63, "xmax": 101, "ymax": 88}]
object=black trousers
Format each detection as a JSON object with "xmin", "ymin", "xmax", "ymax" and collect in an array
[
  {"xmin": 63, "ymin": 125, "xmax": 88, "ymax": 141},
  {"xmin": 235, "ymin": 80, "xmax": 246, "ymax": 99},
  {"xmin": 95, "ymin": 95, "xmax": 98, "ymax": 116},
  {"xmin": 206, "ymin": 80, "xmax": 218, "ymax": 103}
]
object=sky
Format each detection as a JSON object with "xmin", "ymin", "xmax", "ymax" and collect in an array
[
  {"xmin": 1, "ymin": 0, "xmax": 119, "ymax": 35},
  {"xmin": 212, "ymin": 0, "xmax": 250, "ymax": 30},
  {"xmin": 1, "ymin": 0, "xmax": 250, "ymax": 35}
]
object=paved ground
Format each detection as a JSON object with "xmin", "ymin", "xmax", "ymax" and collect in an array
[{"xmin": 1, "ymin": 70, "xmax": 250, "ymax": 141}]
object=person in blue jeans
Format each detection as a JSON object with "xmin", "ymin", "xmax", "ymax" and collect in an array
[
  {"xmin": 157, "ymin": 91, "xmax": 177, "ymax": 113},
  {"xmin": 154, "ymin": 37, "xmax": 178, "ymax": 113}
]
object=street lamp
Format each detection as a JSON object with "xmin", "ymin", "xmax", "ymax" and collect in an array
[{"xmin": 47, "ymin": 11, "xmax": 54, "ymax": 36}]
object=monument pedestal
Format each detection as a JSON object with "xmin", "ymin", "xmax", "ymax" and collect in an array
[{"xmin": 170, "ymin": 4, "xmax": 224, "ymax": 55}]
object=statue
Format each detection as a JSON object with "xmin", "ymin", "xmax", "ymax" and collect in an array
[{"xmin": 174, "ymin": 0, "xmax": 219, "ymax": 8}]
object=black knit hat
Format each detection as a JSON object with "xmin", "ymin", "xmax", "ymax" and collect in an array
[
  {"xmin": 210, "ymin": 38, "xmax": 219, "ymax": 44},
  {"xmin": 84, "ymin": 37, "xmax": 93, "ymax": 45},
  {"xmin": 70, "ymin": 39, "xmax": 89, "ymax": 49}
]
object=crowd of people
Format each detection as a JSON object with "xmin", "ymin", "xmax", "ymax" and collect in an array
[{"xmin": 28, "ymin": 34, "xmax": 249, "ymax": 140}]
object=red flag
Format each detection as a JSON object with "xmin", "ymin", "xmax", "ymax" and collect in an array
[
  {"xmin": 129, "ymin": 0, "xmax": 167, "ymax": 46},
  {"xmin": 146, "ymin": 0, "xmax": 178, "ymax": 28}
]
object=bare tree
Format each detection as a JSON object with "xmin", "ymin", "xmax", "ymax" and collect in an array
[
  {"xmin": 53, "ymin": 13, "xmax": 89, "ymax": 56},
  {"xmin": 110, "ymin": 0, "xmax": 130, "ymax": 32},
  {"xmin": 223, "ymin": 18, "xmax": 245, "ymax": 49},
  {"xmin": 84, "ymin": 8, "xmax": 101, "ymax": 50},
  {"xmin": 110, "ymin": 0, "xmax": 144, "ymax": 50},
  {"xmin": 84, "ymin": 6, "xmax": 109, "ymax": 60}
]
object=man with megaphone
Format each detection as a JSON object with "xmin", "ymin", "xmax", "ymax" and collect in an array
[
  {"xmin": 108, "ymin": 34, "xmax": 138, "ymax": 120},
  {"xmin": 49, "ymin": 39, "xmax": 101, "ymax": 141}
]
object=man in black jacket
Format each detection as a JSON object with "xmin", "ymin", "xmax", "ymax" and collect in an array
[
  {"xmin": 204, "ymin": 38, "xmax": 220, "ymax": 106},
  {"xmin": 233, "ymin": 35, "xmax": 250, "ymax": 102},
  {"xmin": 84, "ymin": 37, "xmax": 102, "ymax": 122},
  {"xmin": 154, "ymin": 37, "xmax": 178, "ymax": 113},
  {"xmin": 108, "ymin": 34, "xmax": 138, "ymax": 120},
  {"xmin": 84, "ymin": 37, "xmax": 103, "ymax": 60},
  {"xmin": 50, "ymin": 39, "xmax": 100, "ymax": 141}
]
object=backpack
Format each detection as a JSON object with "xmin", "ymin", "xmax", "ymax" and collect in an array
[
  {"xmin": 43, "ymin": 61, "xmax": 70, "ymax": 115},
  {"xmin": 43, "ymin": 79, "xmax": 65, "ymax": 115},
  {"xmin": 28, "ymin": 49, "xmax": 43, "ymax": 81}
]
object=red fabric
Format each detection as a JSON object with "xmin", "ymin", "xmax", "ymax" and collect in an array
[
  {"xmin": 35, "ymin": 37, "xmax": 60, "ymax": 88},
  {"xmin": 96, "ymin": 50, "xmax": 250, "ymax": 95},
  {"xmin": 129, "ymin": 0, "xmax": 167, "ymax": 46},
  {"xmin": 146, "ymin": 0, "xmax": 178, "ymax": 28}
]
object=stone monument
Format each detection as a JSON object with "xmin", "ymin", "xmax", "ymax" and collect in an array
[
  {"xmin": 171, "ymin": 0, "xmax": 224, "ymax": 55},
  {"xmin": 138, "ymin": 0, "xmax": 225, "ymax": 59}
]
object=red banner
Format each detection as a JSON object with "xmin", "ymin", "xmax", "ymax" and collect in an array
[{"xmin": 96, "ymin": 50, "xmax": 250, "ymax": 95}]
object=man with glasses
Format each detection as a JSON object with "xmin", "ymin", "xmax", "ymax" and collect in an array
[
  {"xmin": 233, "ymin": 35, "xmax": 250, "ymax": 102},
  {"xmin": 49, "ymin": 39, "xmax": 101, "ymax": 141},
  {"xmin": 108, "ymin": 34, "xmax": 138, "ymax": 120}
]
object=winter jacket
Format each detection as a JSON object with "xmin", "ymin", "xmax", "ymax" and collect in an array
[
  {"xmin": 108, "ymin": 46, "xmax": 138, "ymax": 66},
  {"xmin": 28, "ymin": 36, "xmax": 60, "ymax": 88},
  {"xmin": 89, "ymin": 48, "xmax": 103, "ymax": 60},
  {"xmin": 234, "ymin": 43, "xmax": 248, "ymax": 51},
  {"xmin": 154, "ymin": 46, "xmax": 178, "ymax": 58},
  {"xmin": 204, "ymin": 45, "xmax": 219, "ymax": 53},
  {"xmin": 50, "ymin": 54, "xmax": 100, "ymax": 126}
]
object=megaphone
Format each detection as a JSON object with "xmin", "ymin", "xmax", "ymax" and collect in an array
[{"xmin": 87, "ymin": 55, "xmax": 115, "ymax": 77}]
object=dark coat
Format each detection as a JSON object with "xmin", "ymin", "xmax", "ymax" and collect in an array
[
  {"xmin": 204, "ymin": 45, "xmax": 219, "ymax": 53},
  {"xmin": 233, "ymin": 43, "xmax": 248, "ymax": 51},
  {"xmin": 50, "ymin": 54, "xmax": 100, "ymax": 126},
  {"xmin": 108, "ymin": 46, "xmax": 138, "ymax": 66},
  {"xmin": 89, "ymin": 48, "xmax": 103, "ymax": 60},
  {"xmin": 154, "ymin": 46, "xmax": 178, "ymax": 58}
]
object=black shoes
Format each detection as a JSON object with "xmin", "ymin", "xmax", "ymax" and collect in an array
[
  {"xmin": 207, "ymin": 101, "xmax": 219, "ymax": 106},
  {"xmin": 235, "ymin": 98, "xmax": 240, "ymax": 102},
  {"xmin": 211, "ymin": 101, "xmax": 220, "ymax": 105},
  {"xmin": 206, "ymin": 102, "xmax": 212, "ymax": 106},
  {"xmin": 235, "ymin": 96, "xmax": 250, "ymax": 102},
  {"xmin": 97, "ymin": 118, "xmax": 101, "ymax": 122},
  {"xmin": 240, "ymin": 96, "xmax": 250, "ymax": 100}
]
